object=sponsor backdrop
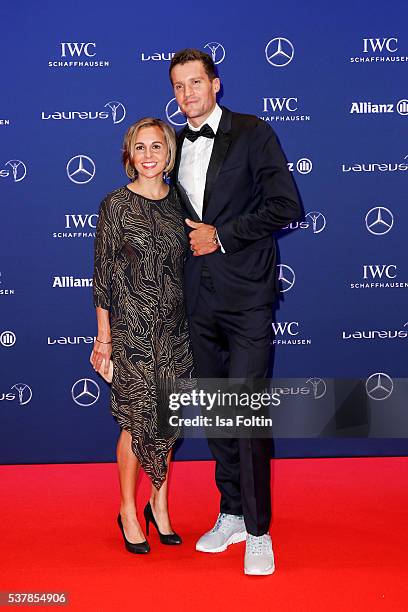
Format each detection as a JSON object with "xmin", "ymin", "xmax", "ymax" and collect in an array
[{"xmin": 1, "ymin": 0, "xmax": 407, "ymax": 463}]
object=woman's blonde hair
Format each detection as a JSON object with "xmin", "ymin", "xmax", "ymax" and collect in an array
[{"xmin": 122, "ymin": 117, "xmax": 176, "ymax": 179}]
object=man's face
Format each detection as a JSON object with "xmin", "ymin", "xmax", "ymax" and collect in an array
[{"xmin": 171, "ymin": 60, "xmax": 220, "ymax": 126}]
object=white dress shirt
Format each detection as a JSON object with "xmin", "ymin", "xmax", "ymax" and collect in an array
[{"xmin": 178, "ymin": 103, "xmax": 222, "ymax": 221}]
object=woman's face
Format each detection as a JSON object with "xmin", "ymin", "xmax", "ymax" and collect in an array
[{"xmin": 131, "ymin": 125, "xmax": 168, "ymax": 180}]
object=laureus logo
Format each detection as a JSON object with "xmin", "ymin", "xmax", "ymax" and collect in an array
[
  {"xmin": 0, "ymin": 160, "xmax": 27, "ymax": 182},
  {"xmin": 203, "ymin": 42, "xmax": 226, "ymax": 65}
]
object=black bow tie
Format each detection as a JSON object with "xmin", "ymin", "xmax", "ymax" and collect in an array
[{"xmin": 184, "ymin": 123, "xmax": 215, "ymax": 142}]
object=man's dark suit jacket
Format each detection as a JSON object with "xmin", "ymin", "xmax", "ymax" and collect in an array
[{"xmin": 174, "ymin": 106, "xmax": 301, "ymax": 315}]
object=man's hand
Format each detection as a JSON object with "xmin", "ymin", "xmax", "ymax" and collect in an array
[{"xmin": 186, "ymin": 219, "xmax": 219, "ymax": 256}]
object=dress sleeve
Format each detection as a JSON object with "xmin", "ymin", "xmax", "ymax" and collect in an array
[{"xmin": 93, "ymin": 195, "xmax": 116, "ymax": 310}]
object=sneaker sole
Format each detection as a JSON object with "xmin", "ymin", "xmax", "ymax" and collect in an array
[
  {"xmin": 244, "ymin": 565, "xmax": 275, "ymax": 576},
  {"xmin": 196, "ymin": 530, "xmax": 247, "ymax": 553}
]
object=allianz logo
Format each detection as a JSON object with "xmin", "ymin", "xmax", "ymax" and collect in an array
[
  {"xmin": 350, "ymin": 100, "xmax": 408, "ymax": 115},
  {"xmin": 341, "ymin": 155, "xmax": 408, "ymax": 173},
  {"xmin": 53, "ymin": 276, "xmax": 93, "ymax": 288},
  {"xmin": 48, "ymin": 335, "xmax": 96, "ymax": 345},
  {"xmin": 41, "ymin": 101, "xmax": 126, "ymax": 124},
  {"xmin": 342, "ymin": 322, "xmax": 408, "ymax": 340},
  {"xmin": 141, "ymin": 52, "xmax": 175, "ymax": 61}
]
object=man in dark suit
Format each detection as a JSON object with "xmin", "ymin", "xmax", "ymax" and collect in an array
[{"xmin": 169, "ymin": 49, "xmax": 301, "ymax": 575}]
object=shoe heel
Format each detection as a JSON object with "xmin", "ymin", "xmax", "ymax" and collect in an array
[{"xmin": 145, "ymin": 517, "xmax": 150, "ymax": 536}]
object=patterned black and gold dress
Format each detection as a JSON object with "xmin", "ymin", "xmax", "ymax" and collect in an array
[{"xmin": 93, "ymin": 185, "xmax": 193, "ymax": 489}]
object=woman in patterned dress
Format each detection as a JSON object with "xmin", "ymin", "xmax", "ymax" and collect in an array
[{"xmin": 91, "ymin": 118, "xmax": 193, "ymax": 553}]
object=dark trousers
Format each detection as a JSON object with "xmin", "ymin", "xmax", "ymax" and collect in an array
[{"xmin": 188, "ymin": 275, "xmax": 272, "ymax": 536}]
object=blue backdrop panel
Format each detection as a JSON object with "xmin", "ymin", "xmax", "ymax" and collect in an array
[{"xmin": 1, "ymin": 0, "xmax": 407, "ymax": 463}]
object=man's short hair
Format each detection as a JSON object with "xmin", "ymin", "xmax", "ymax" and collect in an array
[{"xmin": 169, "ymin": 48, "xmax": 217, "ymax": 82}]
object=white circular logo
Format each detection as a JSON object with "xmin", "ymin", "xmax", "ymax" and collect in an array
[
  {"xmin": 0, "ymin": 330, "xmax": 16, "ymax": 347},
  {"xmin": 204, "ymin": 41, "xmax": 226, "ymax": 65},
  {"xmin": 365, "ymin": 206, "xmax": 394, "ymax": 235},
  {"xmin": 71, "ymin": 378, "xmax": 100, "ymax": 406},
  {"xmin": 265, "ymin": 37, "xmax": 294, "ymax": 67},
  {"xmin": 5, "ymin": 160, "xmax": 27, "ymax": 182},
  {"xmin": 278, "ymin": 264, "xmax": 296, "ymax": 293},
  {"xmin": 365, "ymin": 372, "xmax": 393, "ymax": 401},
  {"xmin": 66, "ymin": 155, "xmax": 96, "ymax": 184},
  {"xmin": 306, "ymin": 377, "xmax": 327, "ymax": 399},
  {"xmin": 11, "ymin": 383, "xmax": 32, "ymax": 406},
  {"xmin": 296, "ymin": 158, "xmax": 313, "ymax": 174},
  {"xmin": 305, "ymin": 211, "xmax": 326, "ymax": 234},
  {"xmin": 104, "ymin": 101, "xmax": 126, "ymax": 124},
  {"xmin": 396, "ymin": 99, "xmax": 408, "ymax": 116},
  {"xmin": 165, "ymin": 98, "xmax": 187, "ymax": 126}
]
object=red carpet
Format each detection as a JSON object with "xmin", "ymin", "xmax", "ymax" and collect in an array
[{"xmin": 1, "ymin": 458, "xmax": 407, "ymax": 611}]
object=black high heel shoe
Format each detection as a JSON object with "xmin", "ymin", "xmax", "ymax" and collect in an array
[
  {"xmin": 117, "ymin": 514, "xmax": 150, "ymax": 554},
  {"xmin": 143, "ymin": 502, "xmax": 182, "ymax": 545}
]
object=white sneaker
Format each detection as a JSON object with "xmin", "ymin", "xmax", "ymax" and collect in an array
[
  {"xmin": 244, "ymin": 534, "xmax": 275, "ymax": 575},
  {"xmin": 196, "ymin": 513, "xmax": 247, "ymax": 553}
]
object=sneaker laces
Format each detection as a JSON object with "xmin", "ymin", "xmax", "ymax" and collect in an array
[
  {"xmin": 210, "ymin": 513, "xmax": 244, "ymax": 534},
  {"xmin": 246, "ymin": 534, "xmax": 272, "ymax": 556}
]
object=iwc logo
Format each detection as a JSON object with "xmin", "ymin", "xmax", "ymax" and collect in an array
[
  {"xmin": 261, "ymin": 96, "xmax": 310, "ymax": 123},
  {"xmin": 271, "ymin": 321, "xmax": 312, "ymax": 346},
  {"xmin": 48, "ymin": 42, "xmax": 110, "ymax": 69},
  {"xmin": 52, "ymin": 214, "xmax": 98, "ymax": 239},
  {"xmin": 350, "ymin": 37, "xmax": 407, "ymax": 63}
]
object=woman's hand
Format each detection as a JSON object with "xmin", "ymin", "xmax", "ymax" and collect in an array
[{"xmin": 91, "ymin": 339, "xmax": 112, "ymax": 376}]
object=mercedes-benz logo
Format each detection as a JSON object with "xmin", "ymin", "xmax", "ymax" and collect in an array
[
  {"xmin": 5, "ymin": 159, "xmax": 27, "ymax": 182},
  {"xmin": 265, "ymin": 37, "xmax": 294, "ymax": 67},
  {"xmin": 365, "ymin": 206, "xmax": 394, "ymax": 236},
  {"xmin": 0, "ymin": 330, "xmax": 16, "ymax": 347},
  {"xmin": 66, "ymin": 155, "xmax": 96, "ymax": 184},
  {"xmin": 104, "ymin": 101, "xmax": 126, "ymax": 124},
  {"xmin": 278, "ymin": 264, "xmax": 296, "ymax": 293},
  {"xmin": 71, "ymin": 378, "xmax": 100, "ymax": 406},
  {"xmin": 11, "ymin": 383, "xmax": 33, "ymax": 406},
  {"xmin": 165, "ymin": 98, "xmax": 187, "ymax": 126},
  {"xmin": 204, "ymin": 42, "xmax": 226, "ymax": 65},
  {"xmin": 306, "ymin": 377, "xmax": 327, "ymax": 399},
  {"xmin": 305, "ymin": 211, "xmax": 326, "ymax": 234},
  {"xmin": 365, "ymin": 372, "xmax": 393, "ymax": 401}
]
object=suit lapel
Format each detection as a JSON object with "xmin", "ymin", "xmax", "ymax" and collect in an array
[
  {"xmin": 173, "ymin": 129, "xmax": 200, "ymax": 221},
  {"xmin": 203, "ymin": 107, "xmax": 232, "ymax": 218}
]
